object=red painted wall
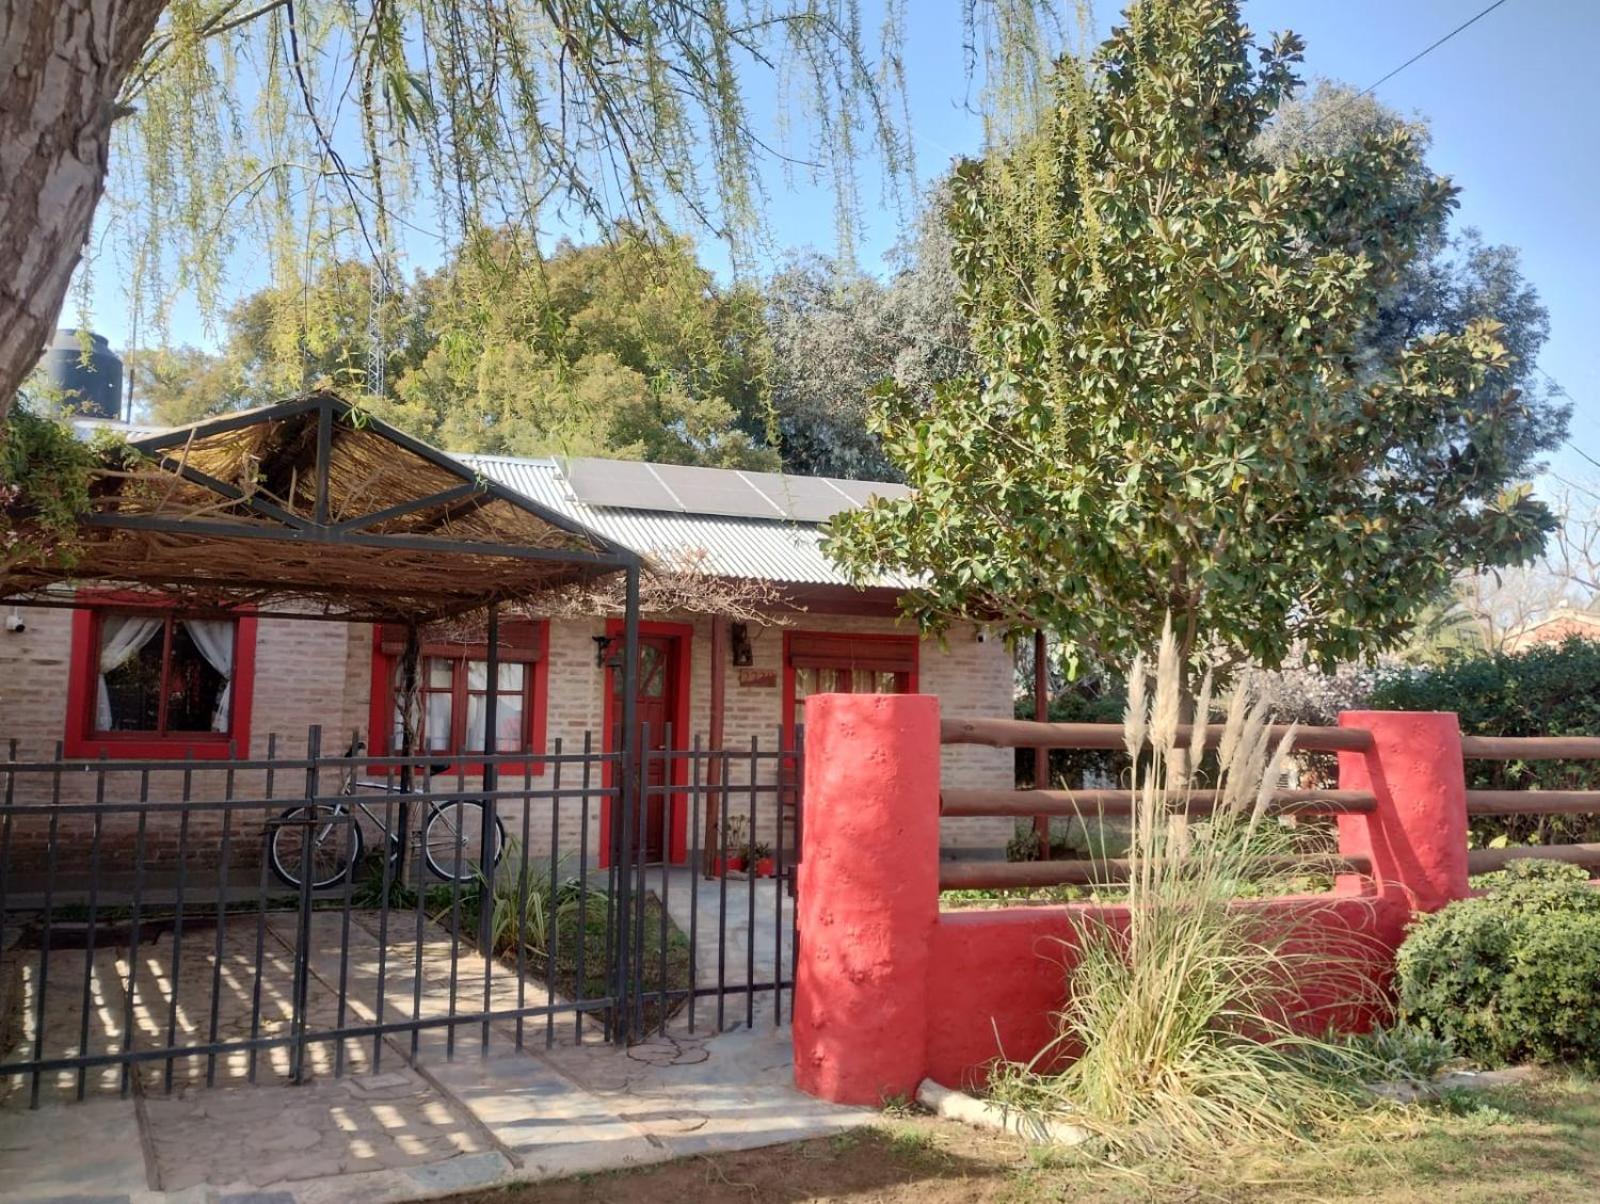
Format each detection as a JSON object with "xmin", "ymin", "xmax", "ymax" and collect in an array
[
  {"xmin": 793, "ymin": 691, "xmax": 940, "ymax": 1105},
  {"xmin": 794, "ymin": 696, "xmax": 1470, "ymax": 1103}
]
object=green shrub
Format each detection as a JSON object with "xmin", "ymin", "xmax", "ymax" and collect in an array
[
  {"xmin": 1396, "ymin": 860, "xmax": 1600, "ymax": 1071},
  {"xmin": 1370, "ymin": 639, "xmax": 1600, "ymax": 845}
]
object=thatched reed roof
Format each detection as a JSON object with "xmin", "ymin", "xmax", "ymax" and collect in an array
[{"xmin": 3, "ymin": 393, "xmax": 635, "ymax": 623}]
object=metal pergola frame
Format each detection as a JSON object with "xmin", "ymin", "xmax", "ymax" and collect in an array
[{"xmin": 2, "ymin": 394, "xmax": 647, "ymax": 1032}]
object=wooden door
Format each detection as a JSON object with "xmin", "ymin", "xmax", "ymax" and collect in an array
[{"xmin": 614, "ymin": 635, "xmax": 677, "ymax": 862}]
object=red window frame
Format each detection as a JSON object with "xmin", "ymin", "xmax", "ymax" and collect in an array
[
  {"xmin": 64, "ymin": 595, "xmax": 259, "ymax": 760},
  {"xmin": 367, "ymin": 620, "xmax": 550, "ymax": 775},
  {"xmin": 780, "ymin": 630, "xmax": 919, "ymax": 749}
]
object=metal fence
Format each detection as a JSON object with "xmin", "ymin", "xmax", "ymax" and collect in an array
[{"xmin": 0, "ymin": 725, "xmax": 800, "ymax": 1109}]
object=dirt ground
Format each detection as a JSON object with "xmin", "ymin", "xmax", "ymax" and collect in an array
[{"xmin": 444, "ymin": 1074, "xmax": 1600, "ymax": 1204}]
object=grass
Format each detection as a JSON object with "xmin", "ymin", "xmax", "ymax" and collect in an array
[
  {"xmin": 440, "ymin": 1074, "xmax": 1600, "ymax": 1203},
  {"xmin": 986, "ymin": 620, "xmax": 1390, "ymax": 1163}
]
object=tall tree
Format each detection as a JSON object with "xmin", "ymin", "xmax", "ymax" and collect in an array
[
  {"xmin": 760, "ymin": 195, "xmax": 974, "ymax": 479},
  {"xmin": 0, "ymin": 0, "xmax": 1065, "ymax": 421},
  {"xmin": 827, "ymin": 0, "xmax": 1554, "ymax": 681},
  {"xmin": 139, "ymin": 234, "xmax": 775, "ymax": 467},
  {"xmin": 1258, "ymin": 82, "xmax": 1569, "ymax": 488}
]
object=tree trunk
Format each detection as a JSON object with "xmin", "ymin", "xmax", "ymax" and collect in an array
[{"xmin": 0, "ymin": 0, "xmax": 167, "ymax": 417}]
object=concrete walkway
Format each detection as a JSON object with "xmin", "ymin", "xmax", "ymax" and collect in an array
[
  {"xmin": 1, "ymin": 897, "xmax": 863, "ymax": 1202},
  {"xmin": 645, "ymin": 867, "xmax": 795, "ymax": 1032}
]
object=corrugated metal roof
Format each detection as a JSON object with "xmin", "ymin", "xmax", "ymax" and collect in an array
[
  {"xmin": 460, "ymin": 454, "xmax": 904, "ymax": 588},
  {"xmin": 68, "ymin": 414, "xmax": 899, "ymax": 589}
]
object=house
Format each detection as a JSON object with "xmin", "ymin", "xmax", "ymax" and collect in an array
[
  {"xmin": 0, "ymin": 409, "xmax": 1014, "ymax": 866},
  {"xmin": 1500, "ymin": 608, "xmax": 1600, "ymax": 654}
]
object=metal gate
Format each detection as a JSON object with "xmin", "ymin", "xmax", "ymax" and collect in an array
[{"xmin": 0, "ymin": 724, "xmax": 800, "ymax": 1108}]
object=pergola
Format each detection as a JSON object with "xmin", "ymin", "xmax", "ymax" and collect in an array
[{"xmin": 3, "ymin": 392, "xmax": 646, "ymax": 909}]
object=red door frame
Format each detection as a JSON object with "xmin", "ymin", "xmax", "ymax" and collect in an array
[
  {"xmin": 600, "ymin": 618, "xmax": 694, "ymax": 867},
  {"xmin": 779, "ymin": 630, "xmax": 920, "ymax": 752}
]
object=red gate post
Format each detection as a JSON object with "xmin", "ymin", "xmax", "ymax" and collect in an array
[
  {"xmin": 1336, "ymin": 711, "xmax": 1470, "ymax": 914},
  {"xmin": 793, "ymin": 692, "xmax": 940, "ymax": 1105}
]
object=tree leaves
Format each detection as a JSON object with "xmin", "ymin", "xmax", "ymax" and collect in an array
[{"xmin": 826, "ymin": 0, "xmax": 1554, "ymax": 677}]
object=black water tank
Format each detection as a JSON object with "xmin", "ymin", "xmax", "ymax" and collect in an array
[{"xmin": 42, "ymin": 329, "xmax": 123, "ymax": 419}]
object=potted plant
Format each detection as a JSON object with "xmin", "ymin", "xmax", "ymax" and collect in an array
[
  {"xmin": 714, "ymin": 815, "xmax": 749, "ymax": 875},
  {"xmin": 749, "ymin": 841, "xmax": 775, "ymax": 878}
]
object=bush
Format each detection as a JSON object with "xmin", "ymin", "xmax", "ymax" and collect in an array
[
  {"xmin": 1396, "ymin": 860, "xmax": 1600, "ymax": 1072},
  {"xmin": 1370, "ymin": 638, "xmax": 1600, "ymax": 845}
]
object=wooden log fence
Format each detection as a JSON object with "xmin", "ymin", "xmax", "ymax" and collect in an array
[
  {"xmin": 939, "ymin": 787, "xmax": 1378, "ymax": 818},
  {"xmin": 937, "ymin": 713, "xmax": 1600, "ymax": 897},
  {"xmin": 939, "ymin": 853, "xmax": 1373, "ymax": 892},
  {"xmin": 1460, "ymin": 734, "xmax": 1600, "ymax": 761},
  {"xmin": 935, "ymin": 715, "xmax": 1378, "ymax": 895},
  {"xmin": 940, "ymin": 716, "xmax": 1373, "ymax": 753},
  {"xmin": 1466, "ymin": 842, "xmax": 1600, "ymax": 875}
]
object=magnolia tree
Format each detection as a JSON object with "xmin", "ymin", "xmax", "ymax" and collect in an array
[{"xmin": 827, "ymin": 0, "xmax": 1554, "ymax": 683}]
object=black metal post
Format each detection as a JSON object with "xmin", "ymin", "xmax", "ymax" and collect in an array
[
  {"xmin": 613, "ymin": 562, "xmax": 641, "ymax": 1043},
  {"xmin": 479, "ymin": 604, "xmax": 499, "ymax": 963}
]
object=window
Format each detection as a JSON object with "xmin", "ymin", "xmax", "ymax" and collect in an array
[
  {"xmin": 65, "ymin": 601, "xmax": 259, "ymax": 758},
  {"xmin": 371, "ymin": 620, "xmax": 548, "ymax": 769},
  {"xmin": 784, "ymin": 632, "xmax": 917, "ymax": 738}
]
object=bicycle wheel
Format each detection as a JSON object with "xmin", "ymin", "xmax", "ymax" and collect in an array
[
  {"xmin": 268, "ymin": 805, "xmax": 364, "ymax": 890},
  {"xmin": 422, "ymin": 801, "xmax": 506, "ymax": 881}
]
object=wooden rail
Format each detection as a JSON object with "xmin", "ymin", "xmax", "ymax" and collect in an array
[
  {"xmin": 1465, "ymin": 842, "xmax": 1600, "ymax": 875},
  {"xmin": 940, "ymin": 717, "xmax": 1373, "ymax": 753},
  {"xmin": 1460, "ymin": 735, "xmax": 1600, "ymax": 761},
  {"xmin": 1465, "ymin": 790, "xmax": 1600, "ymax": 816},
  {"xmin": 939, "ymin": 787, "xmax": 1378, "ymax": 818},
  {"xmin": 939, "ymin": 853, "xmax": 1373, "ymax": 892}
]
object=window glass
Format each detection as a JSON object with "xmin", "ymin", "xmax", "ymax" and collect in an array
[
  {"xmin": 100, "ymin": 628, "xmax": 165, "ymax": 731},
  {"xmin": 96, "ymin": 613, "xmax": 234, "ymax": 735},
  {"xmin": 163, "ymin": 623, "xmax": 229, "ymax": 731},
  {"xmin": 388, "ymin": 635, "xmax": 539, "ymax": 760},
  {"xmin": 424, "ymin": 691, "xmax": 453, "ymax": 752}
]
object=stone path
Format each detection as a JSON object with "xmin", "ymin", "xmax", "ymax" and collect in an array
[
  {"xmin": 645, "ymin": 867, "xmax": 795, "ymax": 1032},
  {"xmin": 0, "ymin": 899, "xmax": 865, "ymax": 1203}
]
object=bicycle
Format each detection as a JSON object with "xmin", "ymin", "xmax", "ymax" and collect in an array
[{"xmin": 267, "ymin": 740, "xmax": 507, "ymax": 891}]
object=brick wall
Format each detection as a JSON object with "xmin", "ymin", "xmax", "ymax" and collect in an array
[{"xmin": 0, "ymin": 602, "xmax": 1016, "ymax": 871}]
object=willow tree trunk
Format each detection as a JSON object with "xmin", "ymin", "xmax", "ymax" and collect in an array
[{"xmin": 0, "ymin": 0, "xmax": 167, "ymax": 417}]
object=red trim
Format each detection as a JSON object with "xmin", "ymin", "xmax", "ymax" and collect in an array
[
  {"xmin": 781, "ymin": 630, "xmax": 919, "ymax": 752},
  {"xmin": 366, "ymin": 621, "xmax": 550, "ymax": 776},
  {"xmin": 64, "ymin": 592, "xmax": 258, "ymax": 760},
  {"xmin": 600, "ymin": 619, "xmax": 694, "ymax": 868}
]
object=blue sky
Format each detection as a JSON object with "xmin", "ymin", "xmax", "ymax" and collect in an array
[
  {"xmin": 82, "ymin": 1, "xmax": 1596, "ymax": 483},
  {"xmin": 753, "ymin": 0, "xmax": 1599, "ymax": 487}
]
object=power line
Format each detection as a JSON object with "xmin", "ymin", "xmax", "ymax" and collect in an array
[
  {"xmin": 1308, "ymin": 0, "xmax": 1515, "ymax": 131},
  {"xmin": 1356, "ymin": 0, "xmax": 1514, "ymax": 101}
]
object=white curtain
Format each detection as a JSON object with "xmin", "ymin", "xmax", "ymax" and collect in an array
[
  {"xmin": 181, "ymin": 619, "xmax": 235, "ymax": 732},
  {"xmin": 97, "ymin": 614, "xmax": 163, "ymax": 731}
]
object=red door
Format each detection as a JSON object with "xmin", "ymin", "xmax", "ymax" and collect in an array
[{"xmin": 613, "ymin": 636, "xmax": 677, "ymax": 862}]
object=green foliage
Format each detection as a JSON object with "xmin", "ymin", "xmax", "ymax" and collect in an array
[
  {"xmin": 1332, "ymin": 1025, "xmax": 1456, "ymax": 1084},
  {"xmin": 140, "ymin": 236, "xmax": 777, "ymax": 469},
  {"xmin": 1370, "ymin": 638, "xmax": 1600, "ymax": 844},
  {"xmin": 827, "ymin": 0, "xmax": 1553, "ymax": 679},
  {"xmin": 1396, "ymin": 860, "xmax": 1600, "ymax": 1072},
  {"xmin": 0, "ymin": 405, "xmax": 116, "ymax": 577},
  {"xmin": 1258, "ymin": 83, "xmax": 1569, "ymax": 486}
]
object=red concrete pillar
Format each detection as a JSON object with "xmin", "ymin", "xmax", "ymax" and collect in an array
[
  {"xmin": 1337, "ymin": 711, "xmax": 1469, "ymax": 913},
  {"xmin": 793, "ymin": 692, "xmax": 941, "ymax": 1105}
]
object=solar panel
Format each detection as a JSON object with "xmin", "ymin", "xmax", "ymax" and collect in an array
[
  {"xmin": 650, "ymin": 463, "xmax": 780, "ymax": 518},
  {"xmin": 827, "ymin": 478, "xmax": 911, "ymax": 508},
  {"xmin": 563, "ymin": 456, "xmax": 910, "ymax": 521},
  {"xmin": 736, "ymin": 471, "xmax": 855, "ymax": 523},
  {"xmin": 566, "ymin": 458, "xmax": 680, "ymax": 511}
]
